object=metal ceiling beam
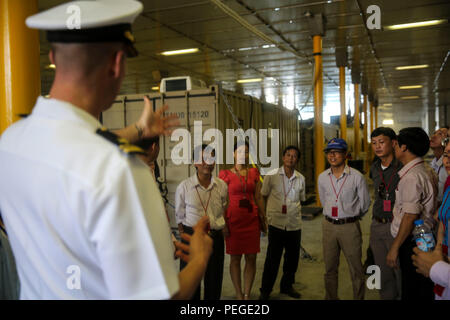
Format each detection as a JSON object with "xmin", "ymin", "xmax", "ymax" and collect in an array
[
  {"xmin": 232, "ymin": 0, "xmax": 339, "ymax": 88},
  {"xmin": 140, "ymin": 12, "xmax": 287, "ymax": 87}
]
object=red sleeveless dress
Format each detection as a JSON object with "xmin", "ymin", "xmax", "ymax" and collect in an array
[{"xmin": 219, "ymin": 168, "xmax": 260, "ymax": 255}]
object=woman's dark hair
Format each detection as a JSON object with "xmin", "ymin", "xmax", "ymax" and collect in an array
[
  {"xmin": 370, "ymin": 127, "xmax": 397, "ymax": 140},
  {"xmin": 397, "ymin": 127, "xmax": 430, "ymax": 157},
  {"xmin": 193, "ymin": 144, "xmax": 215, "ymax": 162},
  {"xmin": 282, "ymin": 145, "xmax": 301, "ymax": 158},
  {"xmin": 135, "ymin": 136, "xmax": 159, "ymax": 150}
]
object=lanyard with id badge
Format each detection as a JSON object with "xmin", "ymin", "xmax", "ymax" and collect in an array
[
  {"xmin": 195, "ymin": 185, "xmax": 212, "ymax": 232},
  {"xmin": 378, "ymin": 164, "xmax": 398, "ymax": 212},
  {"xmin": 329, "ymin": 173, "xmax": 349, "ymax": 217},
  {"xmin": 282, "ymin": 176, "xmax": 294, "ymax": 214},
  {"xmin": 233, "ymin": 168, "xmax": 252, "ymax": 212}
]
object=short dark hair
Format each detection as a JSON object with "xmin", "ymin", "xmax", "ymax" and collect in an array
[
  {"xmin": 283, "ymin": 145, "xmax": 301, "ymax": 158},
  {"xmin": 397, "ymin": 127, "xmax": 430, "ymax": 157},
  {"xmin": 135, "ymin": 136, "xmax": 159, "ymax": 150},
  {"xmin": 371, "ymin": 127, "xmax": 397, "ymax": 140},
  {"xmin": 193, "ymin": 144, "xmax": 215, "ymax": 161}
]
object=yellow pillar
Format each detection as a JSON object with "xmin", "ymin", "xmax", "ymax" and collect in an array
[
  {"xmin": 313, "ymin": 35, "xmax": 324, "ymax": 206},
  {"xmin": 0, "ymin": 0, "xmax": 40, "ymax": 134},
  {"xmin": 369, "ymin": 100, "xmax": 374, "ymax": 162},
  {"xmin": 370, "ymin": 100, "xmax": 375, "ymax": 135},
  {"xmin": 363, "ymin": 94, "xmax": 369, "ymax": 173},
  {"xmin": 375, "ymin": 106, "xmax": 378, "ymax": 128},
  {"xmin": 354, "ymin": 84, "xmax": 360, "ymax": 159},
  {"xmin": 339, "ymin": 66, "xmax": 347, "ymax": 141}
]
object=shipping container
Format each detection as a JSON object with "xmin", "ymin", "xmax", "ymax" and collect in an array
[{"xmin": 101, "ymin": 85, "xmax": 300, "ymax": 227}]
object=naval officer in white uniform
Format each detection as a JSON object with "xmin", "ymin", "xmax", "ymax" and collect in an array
[{"xmin": 0, "ymin": 0, "xmax": 212, "ymax": 300}]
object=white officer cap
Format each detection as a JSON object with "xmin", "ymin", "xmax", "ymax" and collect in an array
[{"xmin": 26, "ymin": 0, "xmax": 143, "ymax": 57}]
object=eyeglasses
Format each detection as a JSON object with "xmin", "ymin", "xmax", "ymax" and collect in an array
[
  {"xmin": 325, "ymin": 150, "xmax": 344, "ymax": 156},
  {"xmin": 442, "ymin": 137, "xmax": 450, "ymax": 147}
]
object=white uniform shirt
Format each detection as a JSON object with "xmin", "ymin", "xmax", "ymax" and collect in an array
[
  {"xmin": 431, "ymin": 155, "xmax": 448, "ymax": 203},
  {"xmin": 175, "ymin": 175, "xmax": 228, "ymax": 230},
  {"xmin": 261, "ymin": 167, "xmax": 306, "ymax": 231},
  {"xmin": 0, "ymin": 97, "xmax": 179, "ymax": 300}
]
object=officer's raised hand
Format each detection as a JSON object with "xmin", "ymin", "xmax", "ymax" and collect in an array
[{"xmin": 135, "ymin": 95, "xmax": 180, "ymax": 139}]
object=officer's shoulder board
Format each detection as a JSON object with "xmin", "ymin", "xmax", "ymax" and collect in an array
[{"xmin": 96, "ymin": 127, "xmax": 146, "ymax": 155}]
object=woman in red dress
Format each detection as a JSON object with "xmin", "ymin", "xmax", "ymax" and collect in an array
[{"xmin": 219, "ymin": 142, "xmax": 267, "ymax": 300}]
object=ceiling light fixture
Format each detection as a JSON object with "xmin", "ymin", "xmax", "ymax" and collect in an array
[
  {"xmin": 385, "ymin": 19, "xmax": 447, "ymax": 30},
  {"xmin": 400, "ymin": 96, "xmax": 420, "ymax": 100},
  {"xmin": 382, "ymin": 103, "xmax": 392, "ymax": 107},
  {"xmin": 382, "ymin": 119, "xmax": 394, "ymax": 125},
  {"xmin": 398, "ymin": 85, "xmax": 423, "ymax": 90},
  {"xmin": 237, "ymin": 78, "xmax": 262, "ymax": 83},
  {"xmin": 160, "ymin": 48, "xmax": 199, "ymax": 56},
  {"xmin": 151, "ymin": 87, "xmax": 159, "ymax": 91},
  {"xmin": 395, "ymin": 64, "xmax": 429, "ymax": 70}
]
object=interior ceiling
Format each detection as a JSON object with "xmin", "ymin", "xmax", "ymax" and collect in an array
[{"xmin": 38, "ymin": 0, "xmax": 450, "ymax": 127}]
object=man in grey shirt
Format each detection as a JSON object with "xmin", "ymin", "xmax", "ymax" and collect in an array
[
  {"xmin": 318, "ymin": 138, "xmax": 371, "ymax": 300},
  {"xmin": 369, "ymin": 127, "xmax": 402, "ymax": 300}
]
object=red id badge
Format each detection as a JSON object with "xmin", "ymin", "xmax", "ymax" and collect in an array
[
  {"xmin": 282, "ymin": 205, "xmax": 287, "ymax": 214},
  {"xmin": 332, "ymin": 206, "xmax": 338, "ymax": 217},
  {"xmin": 383, "ymin": 200, "xmax": 391, "ymax": 212}
]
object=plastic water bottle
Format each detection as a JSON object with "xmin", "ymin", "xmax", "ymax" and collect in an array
[{"xmin": 413, "ymin": 219, "xmax": 436, "ymax": 252}]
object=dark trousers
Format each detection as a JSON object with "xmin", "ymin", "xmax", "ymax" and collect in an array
[
  {"xmin": 180, "ymin": 225, "xmax": 224, "ymax": 300},
  {"xmin": 260, "ymin": 225, "xmax": 301, "ymax": 294},
  {"xmin": 398, "ymin": 236, "xmax": 434, "ymax": 300}
]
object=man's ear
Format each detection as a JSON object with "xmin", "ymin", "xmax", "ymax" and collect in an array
[
  {"xmin": 111, "ymin": 50, "xmax": 126, "ymax": 79},
  {"xmin": 49, "ymin": 49, "xmax": 55, "ymax": 65}
]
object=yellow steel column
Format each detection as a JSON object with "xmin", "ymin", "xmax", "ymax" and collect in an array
[
  {"xmin": 375, "ymin": 105, "xmax": 378, "ymax": 128},
  {"xmin": 369, "ymin": 99, "xmax": 374, "ymax": 163},
  {"xmin": 313, "ymin": 35, "xmax": 324, "ymax": 206},
  {"xmin": 363, "ymin": 94, "xmax": 369, "ymax": 172},
  {"xmin": 0, "ymin": 0, "xmax": 40, "ymax": 134},
  {"xmin": 339, "ymin": 66, "xmax": 347, "ymax": 141},
  {"xmin": 354, "ymin": 84, "xmax": 360, "ymax": 158},
  {"xmin": 370, "ymin": 100, "xmax": 375, "ymax": 134}
]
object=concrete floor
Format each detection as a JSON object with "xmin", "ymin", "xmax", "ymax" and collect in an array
[
  {"xmin": 219, "ymin": 209, "xmax": 379, "ymax": 300},
  {"xmin": 177, "ymin": 183, "xmax": 381, "ymax": 300},
  {"xmin": 218, "ymin": 183, "xmax": 380, "ymax": 300}
]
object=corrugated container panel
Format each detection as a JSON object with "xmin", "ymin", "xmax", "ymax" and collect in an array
[{"xmin": 101, "ymin": 86, "xmax": 302, "ymax": 225}]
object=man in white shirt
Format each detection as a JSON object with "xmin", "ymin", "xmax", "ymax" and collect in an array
[
  {"xmin": 259, "ymin": 146, "xmax": 306, "ymax": 300},
  {"xmin": 430, "ymin": 127, "xmax": 449, "ymax": 204},
  {"xmin": 318, "ymin": 138, "xmax": 371, "ymax": 300},
  {"xmin": 176, "ymin": 145, "xmax": 229, "ymax": 300},
  {"xmin": 0, "ymin": 0, "xmax": 212, "ymax": 300}
]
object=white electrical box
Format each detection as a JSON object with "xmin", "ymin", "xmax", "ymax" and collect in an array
[{"xmin": 159, "ymin": 76, "xmax": 207, "ymax": 93}]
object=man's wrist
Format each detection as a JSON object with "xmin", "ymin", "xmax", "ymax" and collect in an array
[{"xmin": 134, "ymin": 123, "xmax": 143, "ymax": 139}]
